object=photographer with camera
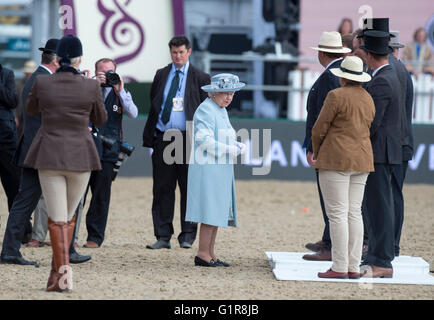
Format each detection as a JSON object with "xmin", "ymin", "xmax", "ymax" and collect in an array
[{"xmin": 83, "ymin": 58, "xmax": 138, "ymax": 249}]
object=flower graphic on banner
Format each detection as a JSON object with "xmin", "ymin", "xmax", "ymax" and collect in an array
[{"xmin": 98, "ymin": 0, "xmax": 145, "ymax": 81}]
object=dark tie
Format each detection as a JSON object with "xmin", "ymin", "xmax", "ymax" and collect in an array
[{"xmin": 161, "ymin": 70, "xmax": 181, "ymax": 124}]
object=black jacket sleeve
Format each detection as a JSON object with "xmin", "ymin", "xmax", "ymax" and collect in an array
[
  {"xmin": 305, "ymin": 71, "xmax": 339, "ymax": 153},
  {"xmin": 367, "ymin": 77, "xmax": 392, "ymax": 137},
  {"xmin": 142, "ymin": 69, "xmax": 162, "ymax": 147}
]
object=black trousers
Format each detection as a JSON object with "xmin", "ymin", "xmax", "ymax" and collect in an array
[
  {"xmin": 315, "ymin": 171, "xmax": 331, "ymax": 250},
  {"xmin": 150, "ymin": 131, "xmax": 197, "ymax": 244},
  {"xmin": 1, "ymin": 168, "xmax": 41, "ymax": 258},
  {"xmin": 391, "ymin": 161, "xmax": 408, "ymax": 256},
  {"xmin": 364, "ymin": 163, "xmax": 396, "ymax": 269},
  {"xmin": 0, "ymin": 143, "xmax": 20, "ymax": 211},
  {"xmin": 85, "ymin": 161, "xmax": 115, "ymax": 246}
]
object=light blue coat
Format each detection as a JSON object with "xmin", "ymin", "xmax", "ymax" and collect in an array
[{"xmin": 186, "ymin": 98, "xmax": 237, "ymax": 227}]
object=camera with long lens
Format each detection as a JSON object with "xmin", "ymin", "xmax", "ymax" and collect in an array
[
  {"xmin": 105, "ymin": 70, "xmax": 121, "ymax": 86},
  {"xmin": 112, "ymin": 142, "xmax": 135, "ymax": 181},
  {"xmin": 99, "ymin": 134, "xmax": 116, "ymax": 150}
]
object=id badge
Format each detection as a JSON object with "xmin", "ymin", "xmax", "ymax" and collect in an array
[{"xmin": 172, "ymin": 97, "xmax": 183, "ymax": 112}]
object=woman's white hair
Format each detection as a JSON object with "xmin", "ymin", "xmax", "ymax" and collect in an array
[
  {"xmin": 57, "ymin": 56, "xmax": 82, "ymax": 68},
  {"xmin": 70, "ymin": 56, "xmax": 82, "ymax": 68}
]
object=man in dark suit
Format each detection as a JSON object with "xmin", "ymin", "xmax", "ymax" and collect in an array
[
  {"xmin": 0, "ymin": 63, "xmax": 20, "ymax": 212},
  {"xmin": 1, "ymin": 39, "xmax": 91, "ymax": 266},
  {"xmin": 142, "ymin": 35, "xmax": 210, "ymax": 249},
  {"xmin": 302, "ymin": 31, "xmax": 350, "ymax": 261},
  {"xmin": 389, "ymin": 31, "xmax": 414, "ymax": 257},
  {"xmin": 361, "ymin": 32, "xmax": 403, "ymax": 278},
  {"xmin": 357, "ymin": 20, "xmax": 412, "ymax": 263}
]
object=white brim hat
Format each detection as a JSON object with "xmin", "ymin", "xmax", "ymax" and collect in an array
[
  {"xmin": 311, "ymin": 31, "xmax": 352, "ymax": 53},
  {"xmin": 201, "ymin": 73, "xmax": 246, "ymax": 93},
  {"xmin": 21, "ymin": 60, "xmax": 36, "ymax": 73},
  {"xmin": 330, "ymin": 56, "xmax": 371, "ymax": 82}
]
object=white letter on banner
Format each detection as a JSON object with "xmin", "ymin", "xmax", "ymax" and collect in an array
[
  {"xmin": 263, "ymin": 140, "xmax": 288, "ymax": 167},
  {"xmin": 429, "ymin": 144, "xmax": 434, "ymax": 171},
  {"xmin": 409, "ymin": 144, "xmax": 425, "ymax": 170},
  {"xmin": 291, "ymin": 141, "xmax": 309, "ymax": 167}
]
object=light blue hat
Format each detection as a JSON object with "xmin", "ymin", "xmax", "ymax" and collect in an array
[{"xmin": 201, "ymin": 73, "xmax": 246, "ymax": 93}]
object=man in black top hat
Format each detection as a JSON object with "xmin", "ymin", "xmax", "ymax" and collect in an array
[
  {"xmin": 358, "ymin": 19, "xmax": 412, "ymax": 263},
  {"xmin": 360, "ymin": 31, "xmax": 403, "ymax": 278},
  {"xmin": 0, "ymin": 39, "xmax": 91, "ymax": 266},
  {"xmin": 388, "ymin": 31, "xmax": 414, "ymax": 257}
]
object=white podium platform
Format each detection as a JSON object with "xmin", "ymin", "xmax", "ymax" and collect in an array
[{"xmin": 265, "ymin": 252, "xmax": 434, "ymax": 285}]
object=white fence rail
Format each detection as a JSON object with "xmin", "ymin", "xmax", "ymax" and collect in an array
[{"xmin": 288, "ymin": 70, "xmax": 434, "ymax": 124}]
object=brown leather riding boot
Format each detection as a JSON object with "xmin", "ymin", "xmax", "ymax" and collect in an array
[{"xmin": 47, "ymin": 219, "xmax": 71, "ymax": 292}]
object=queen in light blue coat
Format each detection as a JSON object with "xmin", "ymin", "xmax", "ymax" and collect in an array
[{"xmin": 186, "ymin": 73, "xmax": 245, "ymax": 268}]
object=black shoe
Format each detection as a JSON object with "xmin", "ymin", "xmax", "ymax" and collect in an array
[
  {"xmin": 194, "ymin": 256, "xmax": 216, "ymax": 267},
  {"xmin": 214, "ymin": 259, "xmax": 230, "ymax": 267},
  {"xmin": 146, "ymin": 240, "xmax": 171, "ymax": 250},
  {"xmin": 69, "ymin": 251, "xmax": 91, "ymax": 264},
  {"xmin": 0, "ymin": 255, "xmax": 39, "ymax": 267}
]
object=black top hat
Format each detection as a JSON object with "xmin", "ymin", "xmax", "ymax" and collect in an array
[
  {"xmin": 358, "ymin": 18, "xmax": 395, "ymax": 38},
  {"xmin": 38, "ymin": 38, "xmax": 60, "ymax": 54},
  {"xmin": 360, "ymin": 31, "xmax": 393, "ymax": 55},
  {"xmin": 56, "ymin": 35, "xmax": 83, "ymax": 60}
]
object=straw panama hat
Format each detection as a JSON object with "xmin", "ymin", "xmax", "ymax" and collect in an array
[
  {"xmin": 311, "ymin": 31, "xmax": 351, "ymax": 53},
  {"xmin": 21, "ymin": 60, "xmax": 36, "ymax": 73},
  {"xmin": 201, "ymin": 73, "xmax": 246, "ymax": 93},
  {"xmin": 330, "ymin": 56, "xmax": 371, "ymax": 82}
]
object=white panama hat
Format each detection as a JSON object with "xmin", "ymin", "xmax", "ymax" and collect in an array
[
  {"xmin": 201, "ymin": 73, "xmax": 246, "ymax": 93},
  {"xmin": 21, "ymin": 60, "xmax": 36, "ymax": 73},
  {"xmin": 330, "ymin": 56, "xmax": 371, "ymax": 82},
  {"xmin": 311, "ymin": 31, "xmax": 352, "ymax": 53}
]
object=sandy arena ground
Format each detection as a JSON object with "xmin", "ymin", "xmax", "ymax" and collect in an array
[{"xmin": 0, "ymin": 177, "xmax": 433, "ymax": 300}]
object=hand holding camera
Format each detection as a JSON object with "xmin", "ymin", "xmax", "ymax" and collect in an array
[
  {"xmin": 96, "ymin": 70, "xmax": 124, "ymax": 92},
  {"xmin": 79, "ymin": 69, "xmax": 91, "ymax": 78}
]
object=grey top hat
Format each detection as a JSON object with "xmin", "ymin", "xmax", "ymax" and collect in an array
[
  {"xmin": 201, "ymin": 73, "xmax": 246, "ymax": 93},
  {"xmin": 389, "ymin": 30, "xmax": 405, "ymax": 48}
]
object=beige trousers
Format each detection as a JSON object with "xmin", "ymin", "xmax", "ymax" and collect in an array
[
  {"xmin": 318, "ymin": 170, "xmax": 368, "ymax": 273},
  {"xmin": 38, "ymin": 170, "xmax": 91, "ymax": 223}
]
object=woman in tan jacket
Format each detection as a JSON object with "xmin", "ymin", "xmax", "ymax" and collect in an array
[
  {"xmin": 25, "ymin": 35, "xmax": 107, "ymax": 292},
  {"xmin": 311, "ymin": 56, "xmax": 374, "ymax": 279}
]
